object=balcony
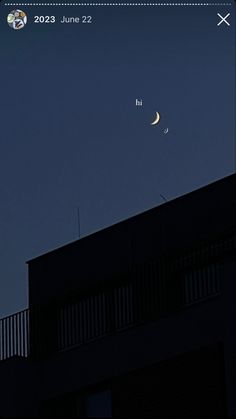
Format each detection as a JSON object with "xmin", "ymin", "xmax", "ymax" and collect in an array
[
  {"xmin": 0, "ymin": 309, "xmax": 29, "ymax": 361},
  {"xmin": 0, "ymin": 265, "xmax": 222, "ymax": 362},
  {"xmin": 2, "ymin": 231, "xmax": 234, "ymax": 363}
]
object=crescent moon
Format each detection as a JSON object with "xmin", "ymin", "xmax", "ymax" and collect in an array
[{"xmin": 151, "ymin": 112, "xmax": 161, "ymax": 126}]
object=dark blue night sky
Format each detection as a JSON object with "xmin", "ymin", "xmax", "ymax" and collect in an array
[{"xmin": 0, "ymin": 1, "xmax": 235, "ymax": 316}]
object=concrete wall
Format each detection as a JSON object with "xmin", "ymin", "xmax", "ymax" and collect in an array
[{"xmin": 0, "ymin": 357, "xmax": 37, "ymax": 417}]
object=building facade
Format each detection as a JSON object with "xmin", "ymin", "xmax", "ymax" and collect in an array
[{"xmin": 0, "ymin": 174, "xmax": 236, "ymax": 417}]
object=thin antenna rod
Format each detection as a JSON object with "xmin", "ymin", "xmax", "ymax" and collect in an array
[
  {"xmin": 77, "ymin": 207, "xmax": 81, "ymax": 238},
  {"xmin": 160, "ymin": 194, "xmax": 167, "ymax": 202}
]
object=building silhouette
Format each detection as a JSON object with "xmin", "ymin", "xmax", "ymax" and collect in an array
[{"xmin": 0, "ymin": 174, "xmax": 236, "ymax": 417}]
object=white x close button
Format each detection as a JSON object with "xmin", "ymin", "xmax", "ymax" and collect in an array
[{"xmin": 217, "ymin": 13, "xmax": 231, "ymax": 26}]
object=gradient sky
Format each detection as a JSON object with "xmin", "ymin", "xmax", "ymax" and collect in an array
[{"xmin": 0, "ymin": 1, "xmax": 235, "ymax": 316}]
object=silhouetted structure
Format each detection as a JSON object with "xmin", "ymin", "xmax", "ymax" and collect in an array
[{"xmin": 0, "ymin": 174, "xmax": 236, "ymax": 417}]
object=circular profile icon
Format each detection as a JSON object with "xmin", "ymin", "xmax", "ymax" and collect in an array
[{"xmin": 7, "ymin": 10, "xmax": 27, "ymax": 30}]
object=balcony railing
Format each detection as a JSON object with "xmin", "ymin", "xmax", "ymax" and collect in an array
[
  {"xmin": 1, "ymin": 235, "xmax": 230, "ymax": 361},
  {"xmin": 54, "ymin": 261, "xmax": 222, "ymax": 353},
  {"xmin": 0, "ymin": 271, "xmax": 222, "ymax": 362},
  {"xmin": 0, "ymin": 309, "xmax": 29, "ymax": 361},
  {"xmin": 0, "ymin": 268, "xmax": 223, "ymax": 361}
]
